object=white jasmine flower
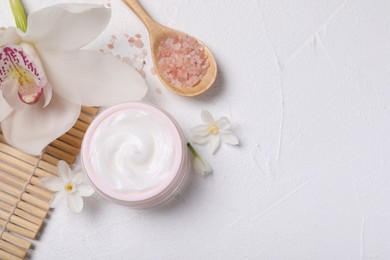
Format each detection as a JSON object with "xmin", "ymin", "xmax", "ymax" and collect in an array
[
  {"xmin": 190, "ymin": 110, "xmax": 239, "ymax": 154},
  {"xmin": 187, "ymin": 143, "xmax": 212, "ymax": 177},
  {"xmin": 0, "ymin": 3, "xmax": 147, "ymax": 155},
  {"xmin": 41, "ymin": 160, "xmax": 94, "ymax": 213},
  {"xmin": 193, "ymin": 157, "xmax": 213, "ymax": 177}
]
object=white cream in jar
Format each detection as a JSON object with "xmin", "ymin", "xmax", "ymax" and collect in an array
[{"xmin": 81, "ymin": 102, "xmax": 188, "ymax": 208}]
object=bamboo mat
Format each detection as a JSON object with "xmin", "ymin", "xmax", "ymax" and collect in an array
[{"xmin": 0, "ymin": 106, "xmax": 98, "ymax": 260}]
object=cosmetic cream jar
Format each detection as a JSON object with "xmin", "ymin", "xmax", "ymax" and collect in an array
[{"xmin": 81, "ymin": 102, "xmax": 189, "ymax": 208}]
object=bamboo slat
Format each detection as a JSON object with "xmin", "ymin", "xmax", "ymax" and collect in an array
[
  {"xmin": 0, "ymin": 248, "xmax": 22, "ymax": 260},
  {"xmin": 67, "ymin": 128, "xmax": 85, "ymax": 139},
  {"xmin": 2, "ymin": 232, "xmax": 31, "ymax": 250},
  {"xmin": 0, "ymin": 107, "xmax": 98, "ymax": 259},
  {"xmin": 0, "ymin": 240, "xmax": 27, "ymax": 258},
  {"xmin": 58, "ymin": 134, "xmax": 82, "ymax": 149}
]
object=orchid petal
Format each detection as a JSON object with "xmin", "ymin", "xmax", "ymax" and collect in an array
[
  {"xmin": 0, "ymin": 27, "xmax": 20, "ymax": 47},
  {"xmin": 220, "ymin": 131, "xmax": 240, "ymax": 145},
  {"xmin": 51, "ymin": 190, "xmax": 66, "ymax": 208},
  {"xmin": 41, "ymin": 176, "xmax": 63, "ymax": 192},
  {"xmin": 67, "ymin": 194, "xmax": 83, "ymax": 213},
  {"xmin": 76, "ymin": 184, "xmax": 95, "ymax": 197},
  {"xmin": 190, "ymin": 124, "xmax": 209, "ymax": 137},
  {"xmin": 42, "ymin": 83, "xmax": 52, "ymax": 108},
  {"xmin": 1, "ymin": 94, "xmax": 80, "ymax": 155},
  {"xmin": 201, "ymin": 110, "xmax": 215, "ymax": 124},
  {"xmin": 22, "ymin": 4, "xmax": 110, "ymax": 51},
  {"xmin": 217, "ymin": 117, "xmax": 231, "ymax": 130},
  {"xmin": 0, "ymin": 44, "xmax": 47, "ymax": 105},
  {"xmin": 37, "ymin": 49, "xmax": 148, "ymax": 106},
  {"xmin": 2, "ymin": 78, "xmax": 25, "ymax": 110},
  {"xmin": 209, "ymin": 134, "xmax": 221, "ymax": 155},
  {"xmin": 0, "ymin": 95, "xmax": 13, "ymax": 122},
  {"xmin": 57, "ymin": 160, "xmax": 71, "ymax": 183}
]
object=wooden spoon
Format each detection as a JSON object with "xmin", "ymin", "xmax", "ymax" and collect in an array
[{"xmin": 123, "ymin": 0, "xmax": 217, "ymax": 97}]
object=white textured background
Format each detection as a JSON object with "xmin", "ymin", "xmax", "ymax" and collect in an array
[{"xmin": 1, "ymin": 0, "xmax": 390, "ymax": 259}]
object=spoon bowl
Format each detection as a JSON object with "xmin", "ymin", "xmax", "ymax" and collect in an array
[{"xmin": 123, "ymin": 0, "xmax": 217, "ymax": 96}]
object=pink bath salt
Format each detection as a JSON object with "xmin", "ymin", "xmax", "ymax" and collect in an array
[
  {"xmin": 156, "ymin": 35, "xmax": 209, "ymax": 88},
  {"xmin": 134, "ymin": 39, "xmax": 144, "ymax": 48}
]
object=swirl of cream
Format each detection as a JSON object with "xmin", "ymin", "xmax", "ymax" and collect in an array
[{"xmin": 89, "ymin": 110, "xmax": 175, "ymax": 192}]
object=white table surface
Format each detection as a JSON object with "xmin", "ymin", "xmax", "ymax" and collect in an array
[{"xmin": 1, "ymin": 0, "xmax": 390, "ymax": 259}]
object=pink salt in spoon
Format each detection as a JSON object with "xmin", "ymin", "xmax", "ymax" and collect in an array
[{"xmin": 123, "ymin": 0, "xmax": 217, "ymax": 97}]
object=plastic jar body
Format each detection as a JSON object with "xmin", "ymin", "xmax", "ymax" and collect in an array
[{"xmin": 81, "ymin": 102, "xmax": 189, "ymax": 208}]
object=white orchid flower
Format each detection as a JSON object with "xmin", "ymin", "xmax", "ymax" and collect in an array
[
  {"xmin": 187, "ymin": 143, "xmax": 212, "ymax": 178},
  {"xmin": 190, "ymin": 110, "xmax": 239, "ymax": 154},
  {"xmin": 0, "ymin": 3, "xmax": 147, "ymax": 155},
  {"xmin": 41, "ymin": 160, "xmax": 94, "ymax": 213}
]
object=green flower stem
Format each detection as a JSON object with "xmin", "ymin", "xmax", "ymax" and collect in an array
[
  {"xmin": 9, "ymin": 0, "xmax": 27, "ymax": 32},
  {"xmin": 187, "ymin": 143, "xmax": 200, "ymax": 158}
]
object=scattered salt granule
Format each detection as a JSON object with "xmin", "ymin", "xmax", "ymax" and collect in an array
[
  {"xmin": 157, "ymin": 35, "xmax": 209, "ymax": 88},
  {"xmin": 107, "ymin": 34, "xmax": 117, "ymax": 49},
  {"xmin": 104, "ymin": 33, "xmax": 150, "ymax": 79},
  {"xmin": 134, "ymin": 39, "xmax": 144, "ymax": 48},
  {"xmin": 128, "ymin": 37, "xmax": 135, "ymax": 44}
]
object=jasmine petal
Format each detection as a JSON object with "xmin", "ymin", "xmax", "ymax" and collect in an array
[
  {"xmin": 40, "ymin": 176, "xmax": 63, "ymax": 192},
  {"xmin": 67, "ymin": 195, "xmax": 83, "ymax": 213},
  {"xmin": 209, "ymin": 134, "xmax": 221, "ymax": 155},
  {"xmin": 187, "ymin": 143, "xmax": 213, "ymax": 178},
  {"xmin": 41, "ymin": 160, "xmax": 95, "ymax": 213},
  {"xmin": 220, "ymin": 131, "xmax": 239, "ymax": 145},
  {"xmin": 51, "ymin": 190, "xmax": 66, "ymax": 208},
  {"xmin": 193, "ymin": 157, "xmax": 213, "ymax": 178},
  {"xmin": 190, "ymin": 110, "xmax": 239, "ymax": 154}
]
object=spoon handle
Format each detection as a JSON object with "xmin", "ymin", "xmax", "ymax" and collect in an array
[{"xmin": 123, "ymin": 0, "xmax": 159, "ymax": 32}]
